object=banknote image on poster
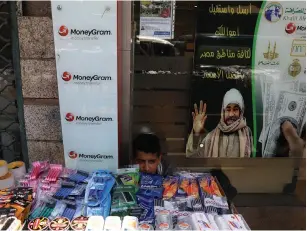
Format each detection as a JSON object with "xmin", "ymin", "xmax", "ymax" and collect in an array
[
  {"xmin": 187, "ymin": 1, "xmax": 306, "ymax": 158},
  {"xmin": 140, "ymin": 1, "xmax": 175, "ymax": 39}
]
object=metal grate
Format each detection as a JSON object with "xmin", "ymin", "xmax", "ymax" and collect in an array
[{"xmin": 0, "ymin": 1, "xmax": 22, "ymax": 163}]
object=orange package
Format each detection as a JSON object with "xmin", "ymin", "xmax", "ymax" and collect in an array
[
  {"xmin": 198, "ymin": 175, "xmax": 222, "ymax": 197},
  {"xmin": 178, "ymin": 177, "xmax": 199, "ymax": 198},
  {"xmin": 163, "ymin": 176, "xmax": 179, "ymax": 199}
]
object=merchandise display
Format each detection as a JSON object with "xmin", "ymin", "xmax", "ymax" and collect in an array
[{"xmin": 0, "ymin": 160, "xmax": 250, "ymax": 230}]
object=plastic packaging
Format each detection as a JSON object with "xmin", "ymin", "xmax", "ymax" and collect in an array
[
  {"xmin": 69, "ymin": 171, "xmax": 89, "ymax": 184},
  {"xmin": 198, "ymin": 174, "xmax": 223, "ymax": 197},
  {"xmin": 138, "ymin": 223, "xmax": 154, "ymax": 231},
  {"xmin": 221, "ymin": 214, "xmax": 250, "ymax": 230},
  {"xmin": 121, "ymin": 216, "xmax": 138, "ymax": 231},
  {"xmin": 177, "ymin": 177, "xmax": 199, "ymax": 198},
  {"xmin": 191, "ymin": 213, "xmax": 215, "ymax": 231},
  {"xmin": 139, "ymin": 173, "xmax": 163, "ymax": 189},
  {"xmin": 49, "ymin": 200, "xmax": 67, "ymax": 220},
  {"xmin": 175, "ymin": 220, "xmax": 192, "ymax": 230},
  {"xmin": 155, "ymin": 210, "xmax": 173, "ymax": 230},
  {"xmin": 162, "ymin": 176, "xmax": 179, "ymax": 200},
  {"xmin": 205, "ymin": 214, "xmax": 219, "ymax": 230},
  {"xmin": 110, "ymin": 185, "xmax": 137, "ymax": 217},
  {"xmin": 103, "ymin": 216, "xmax": 121, "ymax": 231},
  {"xmin": 137, "ymin": 188, "xmax": 163, "ymax": 199},
  {"xmin": 115, "ymin": 168, "xmax": 139, "ymax": 188},
  {"xmin": 45, "ymin": 164, "xmax": 63, "ymax": 182},
  {"xmin": 203, "ymin": 194, "xmax": 230, "ymax": 215},
  {"xmin": 85, "ymin": 216, "xmax": 105, "ymax": 231}
]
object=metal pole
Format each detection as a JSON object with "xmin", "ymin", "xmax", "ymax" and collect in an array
[{"xmin": 9, "ymin": 1, "xmax": 29, "ymax": 169}]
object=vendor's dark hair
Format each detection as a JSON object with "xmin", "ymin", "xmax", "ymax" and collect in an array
[{"xmin": 133, "ymin": 133, "xmax": 161, "ymax": 158}]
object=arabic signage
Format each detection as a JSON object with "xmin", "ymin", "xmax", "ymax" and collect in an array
[
  {"xmin": 140, "ymin": 0, "xmax": 175, "ymax": 39},
  {"xmin": 51, "ymin": 1, "xmax": 118, "ymax": 171},
  {"xmin": 191, "ymin": 1, "xmax": 306, "ymax": 158}
]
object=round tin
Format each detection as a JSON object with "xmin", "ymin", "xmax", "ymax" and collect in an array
[
  {"xmin": 70, "ymin": 216, "xmax": 89, "ymax": 231},
  {"xmin": 28, "ymin": 217, "xmax": 49, "ymax": 231},
  {"xmin": 49, "ymin": 217, "xmax": 70, "ymax": 231}
]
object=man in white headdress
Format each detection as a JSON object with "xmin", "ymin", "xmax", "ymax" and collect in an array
[{"xmin": 186, "ymin": 88, "xmax": 253, "ymax": 158}]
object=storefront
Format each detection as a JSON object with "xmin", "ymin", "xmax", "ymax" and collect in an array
[{"xmin": 0, "ymin": 0, "xmax": 305, "ymax": 230}]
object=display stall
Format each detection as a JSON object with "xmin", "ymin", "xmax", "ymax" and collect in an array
[
  {"xmin": 0, "ymin": 160, "xmax": 251, "ymax": 231},
  {"xmin": 0, "ymin": 0, "xmax": 305, "ymax": 230}
]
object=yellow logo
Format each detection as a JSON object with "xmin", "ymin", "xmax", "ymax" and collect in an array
[
  {"xmin": 263, "ymin": 41, "xmax": 279, "ymax": 60},
  {"xmin": 288, "ymin": 59, "xmax": 301, "ymax": 78}
]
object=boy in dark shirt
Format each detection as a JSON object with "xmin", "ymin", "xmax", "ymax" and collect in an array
[{"xmin": 133, "ymin": 133, "xmax": 173, "ymax": 176}]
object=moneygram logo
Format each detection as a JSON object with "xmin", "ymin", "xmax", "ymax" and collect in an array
[
  {"xmin": 285, "ymin": 22, "xmax": 306, "ymax": 37},
  {"xmin": 65, "ymin": 113, "xmax": 75, "ymax": 122},
  {"xmin": 64, "ymin": 113, "xmax": 113, "ymax": 125},
  {"xmin": 68, "ymin": 151, "xmax": 78, "ymax": 159},
  {"xmin": 61, "ymin": 71, "xmax": 112, "ymax": 85},
  {"xmin": 57, "ymin": 25, "xmax": 112, "ymax": 40},
  {"xmin": 68, "ymin": 151, "xmax": 113, "ymax": 160},
  {"xmin": 62, "ymin": 72, "xmax": 72, "ymax": 82},
  {"xmin": 58, "ymin": 25, "xmax": 69, "ymax": 36}
]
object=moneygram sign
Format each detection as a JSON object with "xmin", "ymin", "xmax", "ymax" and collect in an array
[
  {"xmin": 68, "ymin": 151, "xmax": 113, "ymax": 161},
  {"xmin": 58, "ymin": 25, "xmax": 112, "ymax": 40},
  {"xmin": 52, "ymin": 1, "xmax": 118, "ymax": 172},
  {"xmin": 62, "ymin": 71, "xmax": 112, "ymax": 85},
  {"xmin": 65, "ymin": 113, "xmax": 113, "ymax": 125}
]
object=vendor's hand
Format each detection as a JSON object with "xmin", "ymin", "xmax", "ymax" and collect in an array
[
  {"xmin": 192, "ymin": 100, "xmax": 207, "ymax": 134},
  {"xmin": 281, "ymin": 121, "xmax": 305, "ymax": 157}
]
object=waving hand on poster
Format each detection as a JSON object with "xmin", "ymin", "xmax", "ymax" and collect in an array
[{"xmin": 192, "ymin": 100, "xmax": 207, "ymax": 134}]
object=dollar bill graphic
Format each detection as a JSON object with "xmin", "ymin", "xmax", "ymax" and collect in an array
[
  {"xmin": 260, "ymin": 81, "xmax": 299, "ymax": 147},
  {"xmin": 262, "ymin": 90, "xmax": 306, "ymax": 157}
]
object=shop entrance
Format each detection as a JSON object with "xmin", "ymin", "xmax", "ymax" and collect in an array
[{"xmin": 0, "ymin": 1, "xmax": 27, "ymax": 164}]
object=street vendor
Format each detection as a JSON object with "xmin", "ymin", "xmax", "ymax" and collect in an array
[{"xmin": 133, "ymin": 132, "xmax": 173, "ymax": 176}]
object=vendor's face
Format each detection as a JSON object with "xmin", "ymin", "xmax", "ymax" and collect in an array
[
  {"xmin": 135, "ymin": 151, "xmax": 161, "ymax": 174},
  {"xmin": 224, "ymin": 103, "xmax": 240, "ymax": 125}
]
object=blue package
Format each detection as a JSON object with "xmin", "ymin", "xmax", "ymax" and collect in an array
[
  {"xmin": 137, "ymin": 188, "xmax": 163, "ymax": 199},
  {"xmin": 84, "ymin": 171, "xmax": 114, "ymax": 218},
  {"xmin": 140, "ymin": 173, "xmax": 163, "ymax": 188},
  {"xmin": 85, "ymin": 171, "xmax": 115, "ymax": 206},
  {"xmin": 137, "ymin": 202, "xmax": 154, "ymax": 223},
  {"xmin": 136, "ymin": 194, "xmax": 154, "ymax": 207}
]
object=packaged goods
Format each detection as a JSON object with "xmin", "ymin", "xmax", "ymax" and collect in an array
[
  {"xmin": 85, "ymin": 216, "xmax": 105, "ymax": 231},
  {"xmin": 70, "ymin": 216, "xmax": 89, "ymax": 231},
  {"xmin": 28, "ymin": 217, "xmax": 50, "ymax": 231},
  {"xmin": 122, "ymin": 216, "xmax": 138, "ymax": 231},
  {"xmin": 49, "ymin": 217, "xmax": 70, "ymax": 231},
  {"xmin": 198, "ymin": 175, "xmax": 223, "ymax": 197},
  {"xmin": 103, "ymin": 216, "xmax": 121, "ymax": 231},
  {"xmin": 155, "ymin": 210, "xmax": 173, "ymax": 230},
  {"xmin": 162, "ymin": 176, "xmax": 179, "ymax": 200}
]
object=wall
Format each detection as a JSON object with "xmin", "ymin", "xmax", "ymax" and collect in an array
[{"xmin": 18, "ymin": 1, "xmax": 64, "ymax": 164}]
